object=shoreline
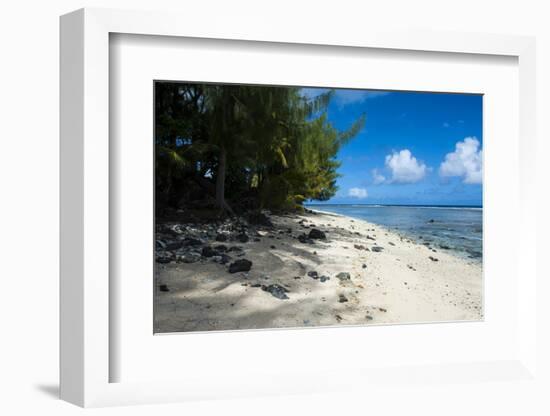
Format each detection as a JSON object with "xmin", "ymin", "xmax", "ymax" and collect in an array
[
  {"xmin": 306, "ymin": 205, "xmax": 483, "ymax": 263},
  {"xmin": 154, "ymin": 210, "xmax": 483, "ymax": 333}
]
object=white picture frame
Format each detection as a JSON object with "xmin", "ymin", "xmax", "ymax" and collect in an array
[{"xmin": 60, "ymin": 7, "xmax": 537, "ymax": 408}]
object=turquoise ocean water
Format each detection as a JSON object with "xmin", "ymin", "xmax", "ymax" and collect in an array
[{"xmin": 307, "ymin": 204, "xmax": 483, "ymax": 261}]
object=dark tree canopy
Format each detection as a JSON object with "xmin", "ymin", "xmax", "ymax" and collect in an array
[{"xmin": 155, "ymin": 82, "xmax": 365, "ymax": 217}]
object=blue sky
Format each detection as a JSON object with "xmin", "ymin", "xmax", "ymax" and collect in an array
[{"xmin": 302, "ymin": 88, "xmax": 483, "ymax": 206}]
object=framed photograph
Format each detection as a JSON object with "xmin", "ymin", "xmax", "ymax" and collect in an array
[
  {"xmin": 60, "ymin": 8, "xmax": 538, "ymax": 407},
  {"xmin": 151, "ymin": 81, "xmax": 484, "ymax": 334}
]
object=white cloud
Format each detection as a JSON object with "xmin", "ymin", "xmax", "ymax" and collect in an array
[
  {"xmin": 300, "ymin": 88, "xmax": 330, "ymax": 100},
  {"xmin": 335, "ymin": 90, "xmax": 390, "ymax": 106},
  {"xmin": 385, "ymin": 149, "xmax": 428, "ymax": 183},
  {"xmin": 371, "ymin": 169, "xmax": 386, "ymax": 185},
  {"xmin": 348, "ymin": 187, "xmax": 368, "ymax": 198},
  {"xmin": 439, "ymin": 137, "xmax": 483, "ymax": 184},
  {"xmin": 443, "ymin": 122, "xmax": 450, "ymax": 128},
  {"xmin": 300, "ymin": 88, "xmax": 390, "ymax": 107}
]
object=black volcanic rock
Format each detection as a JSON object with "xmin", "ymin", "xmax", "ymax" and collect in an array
[
  {"xmin": 298, "ymin": 233, "xmax": 314, "ymax": 244},
  {"xmin": 165, "ymin": 241, "xmax": 184, "ymax": 250},
  {"xmin": 183, "ymin": 237, "xmax": 203, "ymax": 247},
  {"xmin": 215, "ymin": 233, "xmax": 228, "ymax": 242},
  {"xmin": 201, "ymin": 246, "xmax": 217, "ymax": 257},
  {"xmin": 336, "ymin": 272, "xmax": 351, "ymax": 281},
  {"xmin": 307, "ymin": 271, "xmax": 319, "ymax": 279},
  {"xmin": 308, "ymin": 228, "xmax": 326, "ymax": 240},
  {"xmin": 228, "ymin": 259, "xmax": 252, "ymax": 273},
  {"xmin": 261, "ymin": 284, "xmax": 289, "ymax": 300},
  {"xmin": 236, "ymin": 233, "xmax": 249, "ymax": 243},
  {"xmin": 155, "ymin": 254, "xmax": 172, "ymax": 264}
]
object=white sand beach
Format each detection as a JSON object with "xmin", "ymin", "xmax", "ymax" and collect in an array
[{"xmin": 154, "ymin": 210, "xmax": 483, "ymax": 333}]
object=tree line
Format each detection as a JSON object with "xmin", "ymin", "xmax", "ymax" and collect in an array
[{"xmin": 155, "ymin": 82, "xmax": 365, "ymax": 217}]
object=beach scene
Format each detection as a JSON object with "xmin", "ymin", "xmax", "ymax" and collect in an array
[{"xmin": 154, "ymin": 82, "xmax": 483, "ymax": 333}]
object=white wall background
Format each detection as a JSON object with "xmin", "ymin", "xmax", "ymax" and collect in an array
[{"xmin": 0, "ymin": 0, "xmax": 548, "ymax": 414}]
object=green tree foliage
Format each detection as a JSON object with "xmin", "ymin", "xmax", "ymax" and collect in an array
[{"xmin": 155, "ymin": 82, "xmax": 365, "ymax": 215}]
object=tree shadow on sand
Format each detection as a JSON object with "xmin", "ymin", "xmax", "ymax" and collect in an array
[{"xmin": 154, "ymin": 237, "xmax": 354, "ymax": 333}]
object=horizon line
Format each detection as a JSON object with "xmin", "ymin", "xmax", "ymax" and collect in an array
[{"xmin": 305, "ymin": 203, "xmax": 482, "ymax": 208}]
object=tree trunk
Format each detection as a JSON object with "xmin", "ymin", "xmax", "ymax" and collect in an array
[
  {"xmin": 216, "ymin": 146, "xmax": 227, "ymax": 210},
  {"xmin": 193, "ymin": 173, "xmax": 235, "ymax": 215}
]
